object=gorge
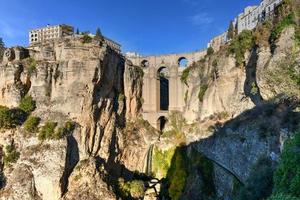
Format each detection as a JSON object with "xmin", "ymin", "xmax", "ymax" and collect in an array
[{"xmin": 0, "ymin": 0, "xmax": 300, "ymax": 200}]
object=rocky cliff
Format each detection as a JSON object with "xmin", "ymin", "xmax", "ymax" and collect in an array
[
  {"xmin": 0, "ymin": 37, "xmax": 154, "ymax": 200},
  {"xmin": 0, "ymin": 1, "xmax": 300, "ymax": 200}
]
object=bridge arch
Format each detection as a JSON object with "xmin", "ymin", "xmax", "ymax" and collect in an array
[
  {"xmin": 178, "ymin": 57, "xmax": 188, "ymax": 68},
  {"xmin": 157, "ymin": 67, "xmax": 169, "ymax": 111}
]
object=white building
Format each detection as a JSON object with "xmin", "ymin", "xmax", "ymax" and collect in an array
[
  {"xmin": 237, "ymin": 0, "xmax": 283, "ymax": 33},
  {"xmin": 29, "ymin": 24, "xmax": 74, "ymax": 44},
  {"xmin": 207, "ymin": 31, "xmax": 228, "ymax": 51},
  {"xmin": 208, "ymin": 0, "xmax": 283, "ymax": 50}
]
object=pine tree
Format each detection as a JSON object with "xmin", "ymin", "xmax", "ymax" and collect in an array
[
  {"xmin": 227, "ymin": 20, "xmax": 235, "ymax": 40},
  {"xmin": 0, "ymin": 37, "xmax": 5, "ymax": 62},
  {"xmin": 0, "ymin": 37, "xmax": 4, "ymax": 49},
  {"xmin": 95, "ymin": 28, "xmax": 103, "ymax": 40}
]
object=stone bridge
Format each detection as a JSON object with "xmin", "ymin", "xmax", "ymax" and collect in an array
[{"xmin": 127, "ymin": 50, "xmax": 206, "ymax": 129}]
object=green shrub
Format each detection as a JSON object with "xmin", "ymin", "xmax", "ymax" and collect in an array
[
  {"xmin": 270, "ymin": 13, "xmax": 296, "ymax": 43},
  {"xmin": 3, "ymin": 144, "xmax": 20, "ymax": 166},
  {"xmin": 0, "ymin": 106, "xmax": 26, "ymax": 129},
  {"xmin": 180, "ymin": 67, "xmax": 190, "ymax": 86},
  {"xmin": 273, "ymin": 130, "xmax": 300, "ymax": 197},
  {"xmin": 26, "ymin": 57, "xmax": 37, "ymax": 75},
  {"xmin": 268, "ymin": 193, "xmax": 299, "ymax": 200},
  {"xmin": 54, "ymin": 121, "xmax": 75, "ymax": 139},
  {"xmin": 19, "ymin": 96, "xmax": 36, "ymax": 113},
  {"xmin": 167, "ymin": 148, "xmax": 188, "ymax": 200},
  {"xmin": 250, "ymin": 82, "xmax": 259, "ymax": 95},
  {"xmin": 118, "ymin": 93, "xmax": 125, "ymax": 102},
  {"xmin": 229, "ymin": 30, "xmax": 254, "ymax": 66},
  {"xmin": 38, "ymin": 121, "xmax": 57, "ymax": 140},
  {"xmin": 118, "ymin": 178, "xmax": 145, "ymax": 199},
  {"xmin": 0, "ymin": 106, "xmax": 15, "ymax": 129},
  {"xmin": 207, "ymin": 47, "xmax": 214, "ymax": 56},
  {"xmin": 152, "ymin": 147, "xmax": 176, "ymax": 178},
  {"xmin": 81, "ymin": 34, "xmax": 93, "ymax": 43},
  {"xmin": 198, "ymin": 84, "xmax": 208, "ymax": 102},
  {"xmin": 24, "ymin": 116, "xmax": 40, "ymax": 133}
]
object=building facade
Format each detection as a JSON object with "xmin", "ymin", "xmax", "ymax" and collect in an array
[
  {"xmin": 29, "ymin": 24, "xmax": 74, "ymax": 44},
  {"xmin": 236, "ymin": 0, "xmax": 283, "ymax": 33},
  {"xmin": 207, "ymin": 31, "xmax": 228, "ymax": 52},
  {"xmin": 208, "ymin": 0, "xmax": 283, "ymax": 51}
]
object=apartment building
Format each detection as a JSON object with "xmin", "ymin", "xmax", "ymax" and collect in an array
[{"xmin": 29, "ymin": 24, "xmax": 74, "ymax": 44}]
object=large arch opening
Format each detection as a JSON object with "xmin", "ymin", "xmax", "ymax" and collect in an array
[
  {"xmin": 178, "ymin": 57, "xmax": 188, "ymax": 68},
  {"xmin": 157, "ymin": 116, "xmax": 167, "ymax": 132},
  {"xmin": 157, "ymin": 67, "xmax": 169, "ymax": 111},
  {"xmin": 141, "ymin": 60, "xmax": 149, "ymax": 68}
]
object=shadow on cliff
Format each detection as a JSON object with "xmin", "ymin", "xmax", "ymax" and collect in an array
[
  {"xmin": 244, "ymin": 46, "xmax": 264, "ymax": 106},
  {"xmin": 159, "ymin": 95, "xmax": 300, "ymax": 200}
]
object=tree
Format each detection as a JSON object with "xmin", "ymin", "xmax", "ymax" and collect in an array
[
  {"xmin": 76, "ymin": 28, "xmax": 80, "ymax": 35},
  {"xmin": 0, "ymin": 37, "xmax": 5, "ymax": 61},
  {"xmin": 227, "ymin": 20, "xmax": 235, "ymax": 40},
  {"xmin": 0, "ymin": 37, "xmax": 4, "ymax": 48},
  {"xmin": 95, "ymin": 27, "xmax": 103, "ymax": 40},
  {"xmin": 207, "ymin": 47, "xmax": 214, "ymax": 56}
]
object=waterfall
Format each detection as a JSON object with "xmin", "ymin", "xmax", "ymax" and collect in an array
[{"xmin": 145, "ymin": 144, "xmax": 154, "ymax": 176}]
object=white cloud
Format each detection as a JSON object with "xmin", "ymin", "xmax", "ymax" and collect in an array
[{"xmin": 190, "ymin": 12, "xmax": 213, "ymax": 26}]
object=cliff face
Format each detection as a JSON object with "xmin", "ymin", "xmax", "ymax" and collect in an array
[
  {"xmin": 0, "ymin": 5, "xmax": 299, "ymax": 200},
  {"xmin": 151, "ymin": 24, "xmax": 300, "ymax": 199},
  {"xmin": 0, "ymin": 38, "xmax": 151, "ymax": 200}
]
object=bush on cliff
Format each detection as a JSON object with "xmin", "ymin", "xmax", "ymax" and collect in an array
[
  {"xmin": 38, "ymin": 121, "xmax": 57, "ymax": 140},
  {"xmin": 24, "ymin": 116, "xmax": 40, "ymax": 133},
  {"xmin": 19, "ymin": 95, "xmax": 36, "ymax": 113},
  {"xmin": 0, "ymin": 106, "xmax": 26, "ymax": 129},
  {"xmin": 3, "ymin": 144, "xmax": 20, "ymax": 166},
  {"xmin": 166, "ymin": 148, "xmax": 188, "ymax": 200},
  {"xmin": 81, "ymin": 34, "xmax": 93, "ymax": 43},
  {"xmin": 54, "ymin": 121, "xmax": 75, "ymax": 139},
  {"xmin": 229, "ymin": 30, "xmax": 254, "ymax": 67},
  {"xmin": 198, "ymin": 84, "xmax": 208, "ymax": 102},
  {"xmin": 272, "ymin": 129, "xmax": 300, "ymax": 198},
  {"xmin": 118, "ymin": 178, "xmax": 145, "ymax": 199}
]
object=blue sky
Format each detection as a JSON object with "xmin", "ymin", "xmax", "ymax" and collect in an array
[{"xmin": 0, "ymin": 0, "xmax": 260, "ymax": 55}]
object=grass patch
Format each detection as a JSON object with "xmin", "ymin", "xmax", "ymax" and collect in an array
[
  {"xmin": 152, "ymin": 147, "xmax": 176, "ymax": 178},
  {"xmin": 38, "ymin": 121, "xmax": 57, "ymax": 140},
  {"xmin": 180, "ymin": 67, "xmax": 190, "ymax": 86},
  {"xmin": 19, "ymin": 95, "xmax": 36, "ymax": 113},
  {"xmin": 24, "ymin": 116, "xmax": 40, "ymax": 133},
  {"xmin": 229, "ymin": 30, "xmax": 255, "ymax": 67},
  {"xmin": 273, "ymin": 129, "xmax": 300, "ymax": 198},
  {"xmin": 270, "ymin": 13, "xmax": 296, "ymax": 44},
  {"xmin": 198, "ymin": 84, "xmax": 208, "ymax": 102},
  {"xmin": 3, "ymin": 144, "xmax": 20, "ymax": 166},
  {"xmin": 54, "ymin": 121, "xmax": 75, "ymax": 139},
  {"xmin": 0, "ymin": 106, "xmax": 27, "ymax": 129},
  {"xmin": 118, "ymin": 178, "xmax": 145, "ymax": 199}
]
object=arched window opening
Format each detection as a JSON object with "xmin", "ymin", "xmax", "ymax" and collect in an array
[
  {"xmin": 141, "ymin": 60, "xmax": 149, "ymax": 68},
  {"xmin": 178, "ymin": 57, "xmax": 188, "ymax": 68},
  {"xmin": 158, "ymin": 116, "xmax": 167, "ymax": 132},
  {"xmin": 157, "ymin": 67, "xmax": 169, "ymax": 111}
]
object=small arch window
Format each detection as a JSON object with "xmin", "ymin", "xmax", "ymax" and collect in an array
[{"xmin": 178, "ymin": 57, "xmax": 188, "ymax": 67}]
